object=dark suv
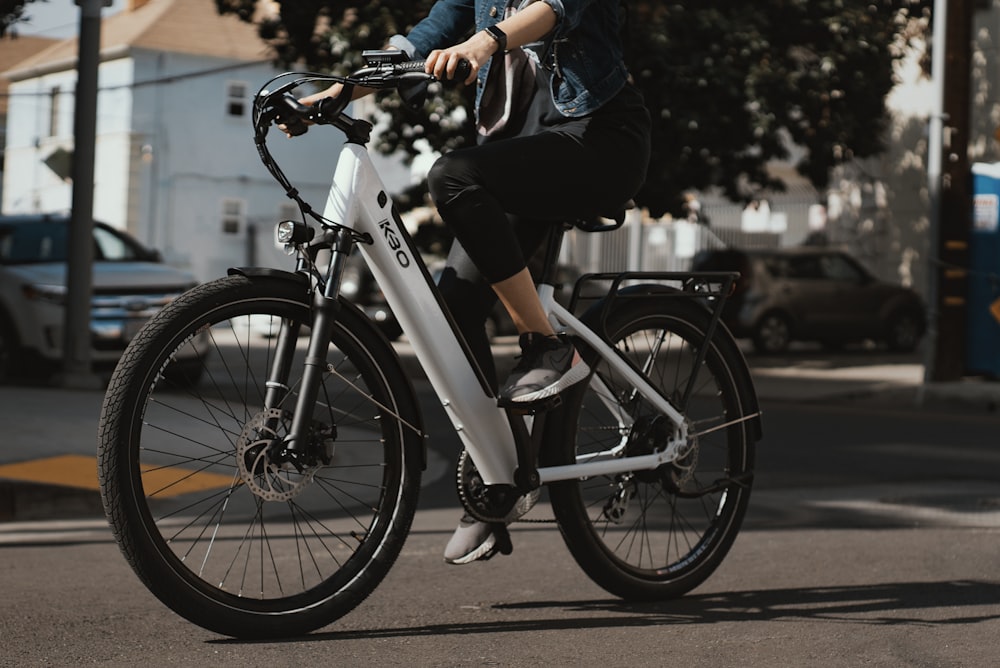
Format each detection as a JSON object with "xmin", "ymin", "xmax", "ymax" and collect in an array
[{"xmin": 692, "ymin": 247, "xmax": 926, "ymax": 354}]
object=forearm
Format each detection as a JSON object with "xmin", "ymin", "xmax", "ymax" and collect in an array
[
  {"xmin": 426, "ymin": 1, "xmax": 558, "ymax": 83},
  {"xmin": 491, "ymin": 1, "xmax": 558, "ymax": 51}
]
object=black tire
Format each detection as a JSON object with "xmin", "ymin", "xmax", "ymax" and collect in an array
[
  {"xmin": 0, "ymin": 314, "xmax": 16, "ymax": 384},
  {"xmin": 752, "ymin": 311, "xmax": 792, "ymax": 354},
  {"xmin": 98, "ymin": 274, "xmax": 423, "ymax": 638},
  {"xmin": 547, "ymin": 298, "xmax": 756, "ymax": 601}
]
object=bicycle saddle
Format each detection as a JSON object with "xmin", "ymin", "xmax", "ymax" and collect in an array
[{"xmin": 573, "ymin": 199, "xmax": 635, "ymax": 233}]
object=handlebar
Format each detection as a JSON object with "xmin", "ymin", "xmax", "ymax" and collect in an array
[
  {"xmin": 255, "ymin": 53, "xmax": 472, "ymax": 138},
  {"xmin": 251, "ymin": 52, "xmax": 472, "ymax": 239}
]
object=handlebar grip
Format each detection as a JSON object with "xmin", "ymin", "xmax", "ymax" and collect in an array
[
  {"xmin": 453, "ymin": 59, "xmax": 473, "ymax": 82},
  {"xmin": 277, "ymin": 93, "xmax": 311, "ymax": 136},
  {"xmin": 398, "ymin": 58, "xmax": 473, "ymax": 83},
  {"xmin": 395, "ymin": 60, "xmax": 427, "ymax": 73}
]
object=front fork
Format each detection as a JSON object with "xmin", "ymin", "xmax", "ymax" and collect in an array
[{"xmin": 265, "ymin": 229, "xmax": 355, "ymax": 464}]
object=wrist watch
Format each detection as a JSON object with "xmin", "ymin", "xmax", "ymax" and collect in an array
[{"xmin": 484, "ymin": 24, "xmax": 508, "ymax": 53}]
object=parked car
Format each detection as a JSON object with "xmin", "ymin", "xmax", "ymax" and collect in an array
[
  {"xmin": 0, "ymin": 214, "xmax": 199, "ymax": 381},
  {"xmin": 691, "ymin": 247, "xmax": 926, "ymax": 354}
]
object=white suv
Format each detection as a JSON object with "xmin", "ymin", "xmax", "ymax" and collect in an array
[{"xmin": 0, "ymin": 214, "xmax": 198, "ymax": 382}]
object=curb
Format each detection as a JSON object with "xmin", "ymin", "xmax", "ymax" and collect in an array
[{"xmin": 0, "ymin": 480, "xmax": 104, "ymax": 523}]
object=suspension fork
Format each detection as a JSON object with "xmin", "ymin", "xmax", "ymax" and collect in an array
[{"xmin": 272, "ymin": 229, "xmax": 355, "ymax": 459}]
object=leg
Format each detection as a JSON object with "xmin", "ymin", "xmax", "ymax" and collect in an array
[
  {"xmin": 491, "ymin": 268, "xmax": 554, "ymax": 336},
  {"xmin": 437, "ymin": 222, "xmax": 552, "ymax": 392}
]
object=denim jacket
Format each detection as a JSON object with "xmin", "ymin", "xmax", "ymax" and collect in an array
[{"xmin": 388, "ymin": 0, "xmax": 628, "ymax": 118}]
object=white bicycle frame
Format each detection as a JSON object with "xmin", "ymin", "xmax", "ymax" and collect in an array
[{"xmin": 323, "ymin": 142, "xmax": 690, "ymax": 486}]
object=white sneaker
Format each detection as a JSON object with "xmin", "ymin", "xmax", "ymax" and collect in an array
[
  {"xmin": 497, "ymin": 332, "xmax": 589, "ymax": 407},
  {"xmin": 443, "ymin": 514, "xmax": 498, "ymax": 564},
  {"xmin": 443, "ymin": 490, "xmax": 539, "ymax": 565}
]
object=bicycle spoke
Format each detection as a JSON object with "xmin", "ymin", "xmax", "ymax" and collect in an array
[{"xmin": 550, "ymin": 300, "xmax": 754, "ymax": 600}]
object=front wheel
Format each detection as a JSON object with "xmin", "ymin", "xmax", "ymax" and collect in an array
[
  {"xmin": 547, "ymin": 298, "xmax": 756, "ymax": 601},
  {"xmin": 98, "ymin": 274, "xmax": 423, "ymax": 638}
]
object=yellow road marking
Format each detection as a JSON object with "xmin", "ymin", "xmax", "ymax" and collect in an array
[{"xmin": 0, "ymin": 455, "xmax": 234, "ymax": 498}]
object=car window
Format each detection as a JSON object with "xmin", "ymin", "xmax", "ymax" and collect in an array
[
  {"xmin": 94, "ymin": 224, "xmax": 144, "ymax": 261},
  {"xmin": 819, "ymin": 254, "xmax": 865, "ymax": 283},
  {"xmin": 0, "ymin": 220, "xmax": 152, "ymax": 264},
  {"xmin": 785, "ymin": 255, "xmax": 824, "ymax": 280},
  {"xmin": 761, "ymin": 256, "xmax": 786, "ymax": 278},
  {"xmin": 0, "ymin": 222, "xmax": 69, "ymax": 263}
]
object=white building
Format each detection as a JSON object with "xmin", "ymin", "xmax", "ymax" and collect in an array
[{"xmin": 1, "ymin": 0, "xmax": 344, "ymax": 281}]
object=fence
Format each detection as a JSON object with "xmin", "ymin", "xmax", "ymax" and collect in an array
[{"xmin": 560, "ymin": 212, "xmax": 783, "ymax": 274}]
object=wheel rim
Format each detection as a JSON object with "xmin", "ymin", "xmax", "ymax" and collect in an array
[
  {"xmin": 567, "ymin": 313, "xmax": 751, "ymax": 582},
  {"xmin": 118, "ymin": 298, "xmax": 407, "ymax": 609}
]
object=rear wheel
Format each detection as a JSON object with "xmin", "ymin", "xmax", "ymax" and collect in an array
[
  {"xmin": 98, "ymin": 275, "xmax": 422, "ymax": 638},
  {"xmin": 548, "ymin": 298, "xmax": 756, "ymax": 601}
]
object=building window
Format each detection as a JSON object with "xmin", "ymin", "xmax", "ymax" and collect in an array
[
  {"xmin": 226, "ymin": 81, "xmax": 247, "ymax": 118},
  {"xmin": 221, "ymin": 198, "xmax": 246, "ymax": 234},
  {"xmin": 48, "ymin": 86, "xmax": 60, "ymax": 137}
]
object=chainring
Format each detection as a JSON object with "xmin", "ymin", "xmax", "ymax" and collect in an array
[{"xmin": 455, "ymin": 449, "xmax": 540, "ymax": 524}]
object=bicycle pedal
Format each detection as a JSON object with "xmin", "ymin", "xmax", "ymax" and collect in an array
[
  {"xmin": 491, "ymin": 523, "xmax": 513, "ymax": 556},
  {"xmin": 505, "ymin": 394, "xmax": 562, "ymax": 415}
]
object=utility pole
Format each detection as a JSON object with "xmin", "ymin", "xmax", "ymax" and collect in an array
[
  {"xmin": 925, "ymin": 0, "xmax": 973, "ymax": 382},
  {"xmin": 62, "ymin": 0, "xmax": 111, "ymax": 388}
]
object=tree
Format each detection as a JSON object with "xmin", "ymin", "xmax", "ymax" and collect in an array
[
  {"xmin": 1, "ymin": 0, "xmax": 41, "ymax": 38},
  {"xmin": 216, "ymin": 1, "xmax": 930, "ymax": 218}
]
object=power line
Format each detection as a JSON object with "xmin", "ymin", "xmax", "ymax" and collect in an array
[{"xmin": 0, "ymin": 57, "xmax": 275, "ymax": 99}]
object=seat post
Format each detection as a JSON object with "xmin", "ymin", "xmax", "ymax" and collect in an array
[{"xmin": 538, "ymin": 222, "xmax": 570, "ymax": 286}]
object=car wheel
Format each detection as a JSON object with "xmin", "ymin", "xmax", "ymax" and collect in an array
[
  {"xmin": 0, "ymin": 316, "xmax": 20, "ymax": 384},
  {"xmin": 753, "ymin": 313, "xmax": 792, "ymax": 354},
  {"xmin": 886, "ymin": 311, "xmax": 923, "ymax": 352}
]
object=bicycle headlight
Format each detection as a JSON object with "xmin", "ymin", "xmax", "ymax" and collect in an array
[{"xmin": 275, "ymin": 220, "xmax": 313, "ymax": 252}]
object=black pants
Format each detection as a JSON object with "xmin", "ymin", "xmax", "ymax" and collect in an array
[{"xmin": 428, "ymin": 88, "xmax": 651, "ymax": 387}]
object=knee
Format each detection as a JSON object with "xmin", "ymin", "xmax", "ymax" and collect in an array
[{"xmin": 427, "ymin": 152, "xmax": 479, "ymax": 207}]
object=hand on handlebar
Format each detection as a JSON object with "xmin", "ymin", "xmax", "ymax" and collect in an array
[
  {"xmin": 426, "ymin": 32, "xmax": 496, "ymax": 86},
  {"xmin": 272, "ymin": 51, "xmax": 475, "ymax": 138},
  {"xmin": 277, "ymin": 83, "xmax": 375, "ymax": 138}
]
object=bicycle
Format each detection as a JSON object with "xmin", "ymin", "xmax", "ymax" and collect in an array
[{"xmin": 97, "ymin": 51, "xmax": 762, "ymax": 639}]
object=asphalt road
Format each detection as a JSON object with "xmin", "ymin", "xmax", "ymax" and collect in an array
[{"xmin": 1, "ymin": 346, "xmax": 999, "ymax": 666}]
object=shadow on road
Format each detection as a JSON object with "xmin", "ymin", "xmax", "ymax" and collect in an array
[{"xmin": 210, "ymin": 579, "xmax": 1000, "ymax": 644}]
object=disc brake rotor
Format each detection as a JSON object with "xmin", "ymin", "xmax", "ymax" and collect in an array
[{"xmin": 236, "ymin": 408, "xmax": 318, "ymax": 502}]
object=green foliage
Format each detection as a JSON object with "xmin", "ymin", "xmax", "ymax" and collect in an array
[
  {"xmin": 218, "ymin": 0, "xmax": 931, "ymax": 217},
  {"xmin": 631, "ymin": 1, "xmax": 931, "ymax": 215},
  {"xmin": 1, "ymin": 0, "xmax": 39, "ymax": 38}
]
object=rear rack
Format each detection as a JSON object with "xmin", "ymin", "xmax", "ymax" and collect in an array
[
  {"xmin": 568, "ymin": 270, "xmax": 738, "ymax": 317},
  {"xmin": 568, "ymin": 270, "xmax": 740, "ymax": 412}
]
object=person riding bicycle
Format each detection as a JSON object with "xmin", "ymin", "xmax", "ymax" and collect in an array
[{"xmin": 302, "ymin": 0, "xmax": 651, "ymax": 564}]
